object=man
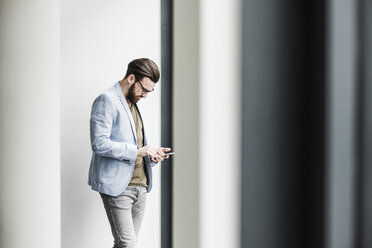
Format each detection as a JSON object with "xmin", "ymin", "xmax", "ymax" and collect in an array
[{"xmin": 88, "ymin": 58, "xmax": 170, "ymax": 248}]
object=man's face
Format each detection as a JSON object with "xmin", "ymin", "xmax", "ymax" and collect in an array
[{"xmin": 127, "ymin": 76, "xmax": 156, "ymax": 104}]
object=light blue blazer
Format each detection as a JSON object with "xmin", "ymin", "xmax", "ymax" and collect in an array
[{"xmin": 88, "ymin": 82, "xmax": 156, "ymax": 196}]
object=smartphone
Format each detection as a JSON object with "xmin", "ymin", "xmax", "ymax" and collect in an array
[{"xmin": 162, "ymin": 152, "xmax": 175, "ymax": 156}]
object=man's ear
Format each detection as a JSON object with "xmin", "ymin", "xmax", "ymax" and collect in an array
[{"xmin": 128, "ymin": 74, "xmax": 136, "ymax": 85}]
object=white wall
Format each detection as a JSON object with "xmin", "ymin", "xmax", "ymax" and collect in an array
[
  {"xmin": 0, "ymin": 0, "xmax": 60, "ymax": 248},
  {"xmin": 0, "ymin": 1, "xmax": 61, "ymax": 248},
  {"xmin": 60, "ymin": 1, "xmax": 161, "ymax": 248}
]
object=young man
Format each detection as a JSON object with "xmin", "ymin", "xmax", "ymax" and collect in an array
[{"xmin": 88, "ymin": 58, "xmax": 170, "ymax": 248}]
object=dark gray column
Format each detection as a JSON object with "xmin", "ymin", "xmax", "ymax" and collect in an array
[
  {"xmin": 161, "ymin": 0, "xmax": 173, "ymax": 247},
  {"xmin": 241, "ymin": 1, "xmax": 308, "ymax": 247},
  {"xmin": 356, "ymin": 0, "xmax": 372, "ymax": 247},
  {"xmin": 241, "ymin": 1, "xmax": 328, "ymax": 247},
  {"xmin": 241, "ymin": 0, "xmax": 363, "ymax": 247}
]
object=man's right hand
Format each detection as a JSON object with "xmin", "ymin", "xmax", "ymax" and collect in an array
[{"xmin": 137, "ymin": 145, "xmax": 164, "ymax": 158}]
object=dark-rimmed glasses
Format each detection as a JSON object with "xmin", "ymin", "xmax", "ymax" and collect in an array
[{"xmin": 136, "ymin": 80, "xmax": 154, "ymax": 95}]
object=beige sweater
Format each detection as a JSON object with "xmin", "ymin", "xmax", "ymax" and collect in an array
[{"xmin": 129, "ymin": 104, "xmax": 148, "ymax": 187}]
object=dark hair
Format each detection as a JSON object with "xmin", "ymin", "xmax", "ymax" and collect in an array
[{"xmin": 124, "ymin": 58, "xmax": 160, "ymax": 83}]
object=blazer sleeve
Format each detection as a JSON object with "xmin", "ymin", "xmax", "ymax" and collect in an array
[{"xmin": 90, "ymin": 94, "xmax": 138, "ymax": 164}]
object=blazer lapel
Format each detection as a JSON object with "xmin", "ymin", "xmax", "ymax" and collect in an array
[{"xmin": 114, "ymin": 82, "xmax": 137, "ymax": 145}]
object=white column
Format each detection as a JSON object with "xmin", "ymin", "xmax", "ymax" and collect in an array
[
  {"xmin": 199, "ymin": 0, "xmax": 241, "ymax": 247},
  {"xmin": 0, "ymin": 1, "xmax": 60, "ymax": 248},
  {"xmin": 173, "ymin": 0, "xmax": 200, "ymax": 247},
  {"xmin": 173, "ymin": 0, "xmax": 241, "ymax": 247}
]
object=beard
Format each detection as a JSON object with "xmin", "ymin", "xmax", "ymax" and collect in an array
[{"xmin": 127, "ymin": 84, "xmax": 140, "ymax": 104}]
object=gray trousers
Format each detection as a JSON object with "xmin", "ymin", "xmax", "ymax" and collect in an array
[{"xmin": 100, "ymin": 185, "xmax": 147, "ymax": 248}]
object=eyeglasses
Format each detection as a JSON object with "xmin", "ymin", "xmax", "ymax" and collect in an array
[{"xmin": 136, "ymin": 80, "xmax": 154, "ymax": 95}]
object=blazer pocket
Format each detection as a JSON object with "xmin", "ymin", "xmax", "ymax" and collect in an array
[{"xmin": 98, "ymin": 158, "xmax": 120, "ymax": 179}]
